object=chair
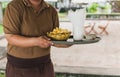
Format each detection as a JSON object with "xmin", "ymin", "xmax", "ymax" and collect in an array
[
  {"xmin": 85, "ymin": 23, "xmax": 98, "ymax": 34},
  {"xmin": 98, "ymin": 22, "xmax": 109, "ymax": 35}
]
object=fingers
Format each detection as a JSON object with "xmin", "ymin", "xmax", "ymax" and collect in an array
[
  {"xmin": 37, "ymin": 36, "xmax": 53, "ymax": 48},
  {"xmin": 42, "ymin": 36, "xmax": 53, "ymax": 45},
  {"xmin": 40, "ymin": 41, "xmax": 52, "ymax": 48},
  {"xmin": 42, "ymin": 36, "xmax": 51, "ymax": 41}
]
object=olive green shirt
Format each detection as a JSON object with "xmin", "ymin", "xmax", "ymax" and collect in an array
[{"xmin": 3, "ymin": 0, "xmax": 59, "ymax": 58}]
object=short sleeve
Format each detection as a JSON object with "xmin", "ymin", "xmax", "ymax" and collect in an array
[
  {"xmin": 52, "ymin": 7, "xmax": 59, "ymax": 28},
  {"xmin": 3, "ymin": 4, "xmax": 22, "ymax": 35}
]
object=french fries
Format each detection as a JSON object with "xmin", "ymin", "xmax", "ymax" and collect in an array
[{"xmin": 47, "ymin": 27, "xmax": 71, "ymax": 40}]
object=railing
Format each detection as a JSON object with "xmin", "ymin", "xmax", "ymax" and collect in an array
[{"xmin": 86, "ymin": 13, "xmax": 120, "ymax": 20}]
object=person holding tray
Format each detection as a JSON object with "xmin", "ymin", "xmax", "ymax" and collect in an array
[{"xmin": 3, "ymin": 0, "xmax": 71, "ymax": 77}]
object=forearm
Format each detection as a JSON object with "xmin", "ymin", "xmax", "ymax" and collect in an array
[{"xmin": 5, "ymin": 34, "xmax": 38, "ymax": 47}]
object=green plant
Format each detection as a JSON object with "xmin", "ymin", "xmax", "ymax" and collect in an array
[
  {"xmin": 87, "ymin": 3, "xmax": 99, "ymax": 13},
  {"xmin": 2, "ymin": 2, "xmax": 9, "ymax": 15},
  {"xmin": 0, "ymin": 73, "xmax": 5, "ymax": 77},
  {"xmin": 0, "ymin": 25, "xmax": 3, "ymax": 34}
]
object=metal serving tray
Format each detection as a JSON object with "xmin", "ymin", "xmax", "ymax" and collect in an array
[{"xmin": 51, "ymin": 37, "xmax": 101, "ymax": 44}]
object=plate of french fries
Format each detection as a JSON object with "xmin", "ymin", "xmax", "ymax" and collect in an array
[{"xmin": 47, "ymin": 27, "xmax": 71, "ymax": 41}]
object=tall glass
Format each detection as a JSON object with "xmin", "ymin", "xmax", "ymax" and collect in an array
[{"xmin": 68, "ymin": 8, "xmax": 86, "ymax": 41}]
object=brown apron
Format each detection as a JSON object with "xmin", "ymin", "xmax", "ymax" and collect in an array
[{"xmin": 6, "ymin": 54, "xmax": 55, "ymax": 77}]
